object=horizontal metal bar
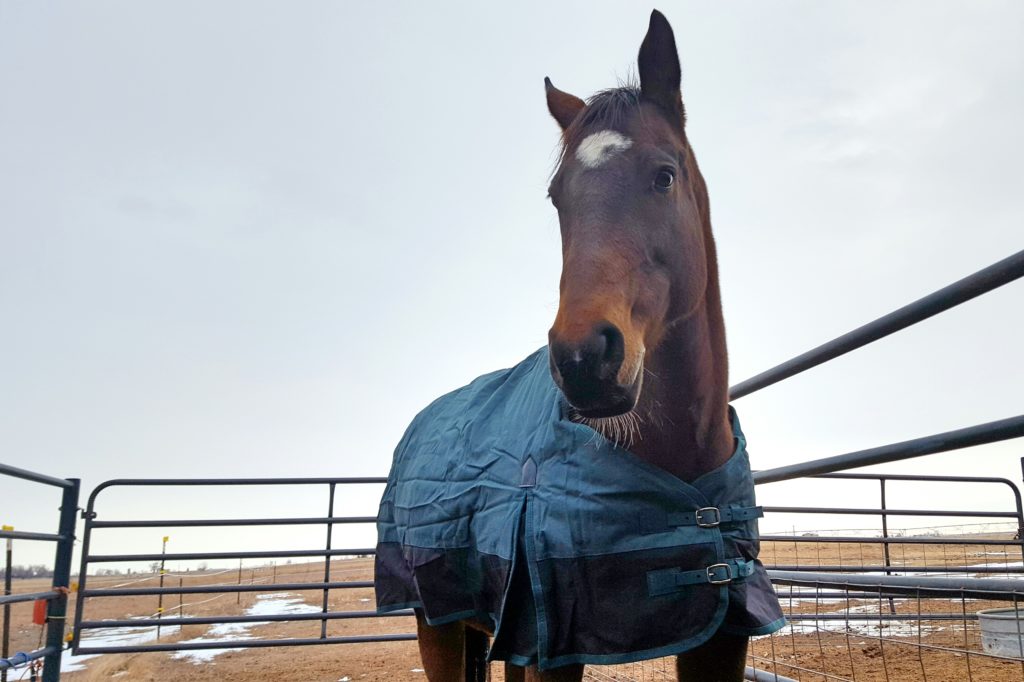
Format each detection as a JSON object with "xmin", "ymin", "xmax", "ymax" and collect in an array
[
  {"xmin": 784, "ymin": 613, "xmax": 979, "ymax": 622},
  {"xmin": 729, "ymin": 249, "xmax": 1024, "ymax": 399},
  {"xmin": 761, "ymin": 534, "xmax": 1021, "ymax": 545},
  {"xmin": 0, "ymin": 590, "xmax": 58, "ymax": 606},
  {"xmin": 763, "ymin": 506, "xmax": 1018, "ymax": 518},
  {"xmin": 769, "ymin": 570, "xmax": 1024, "ymax": 600},
  {"xmin": 78, "ymin": 608, "xmax": 413, "ymax": 630},
  {"xmin": 745, "ymin": 666, "xmax": 798, "ymax": 682},
  {"xmin": 775, "ymin": 590, "xmax": 966, "ymax": 600},
  {"xmin": 84, "ymin": 477, "xmax": 388, "ymax": 519},
  {"xmin": 754, "ymin": 414, "xmax": 1024, "ymax": 484},
  {"xmin": 0, "ymin": 646, "xmax": 58, "ymax": 671},
  {"xmin": 92, "ymin": 477, "xmax": 388, "ymax": 487},
  {"xmin": 0, "ymin": 461, "xmax": 74, "ymax": 489},
  {"xmin": 767, "ymin": 565, "xmax": 1024, "ymax": 574},
  {"xmin": 74, "ymin": 633, "xmax": 417, "ymax": 655},
  {"xmin": 813, "ymin": 472, "xmax": 1019, "ymax": 484},
  {"xmin": 0, "ymin": 529, "xmax": 66, "ymax": 542},
  {"xmin": 86, "ymin": 547, "xmax": 375, "ymax": 562},
  {"xmin": 82, "ymin": 580, "xmax": 374, "ymax": 598},
  {"xmin": 90, "ymin": 516, "xmax": 377, "ymax": 529}
]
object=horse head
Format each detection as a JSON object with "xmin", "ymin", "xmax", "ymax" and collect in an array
[{"xmin": 546, "ymin": 11, "xmax": 715, "ymax": 424}]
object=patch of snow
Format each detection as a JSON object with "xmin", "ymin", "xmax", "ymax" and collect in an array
[
  {"xmin": 63, "ymin": 621, "xmax": 181, "ymax": 673},
  {"xmin": 172, "ymin": 593, "xmax": 319, "ymax": 664},
  {"xmin": 62, "ymin": 593, "xmax": 322, "ymax": 672}
]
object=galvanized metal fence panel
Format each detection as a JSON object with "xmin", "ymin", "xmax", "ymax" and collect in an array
[{"xmin": 0, "ymin": 463, "xmax": 79, "ymax": 682}]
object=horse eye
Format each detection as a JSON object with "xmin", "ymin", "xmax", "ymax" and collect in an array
[{"xmin": 654, "ymin": 168, "xmax": 675, "ymax": 192}]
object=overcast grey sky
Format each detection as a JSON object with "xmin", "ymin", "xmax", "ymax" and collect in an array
[{"xmin": 2, "ymin": 2, "xmax": 1022, "ymax": 568}]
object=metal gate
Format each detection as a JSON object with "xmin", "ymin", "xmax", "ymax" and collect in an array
[
  {"xmin": 72, "ymin": 477, "xmax": 413, "ymax": 657},
  {"xmin": 0, "ymin": 464, "xmax": 78, "ymax": 682}
]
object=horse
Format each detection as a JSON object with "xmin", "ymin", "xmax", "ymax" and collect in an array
[{"xmin": 375, "ymin": 10, "xmax": 783, "ymax": 682}]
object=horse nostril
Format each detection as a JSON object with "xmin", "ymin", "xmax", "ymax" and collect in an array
[
  {"xmin": 551, "ymin": 341, "xmax": 585, "ymax": 384},
  {"xmin": 549, "ymin": 322, "xmax": 626, "ymax": 390},
  {"xmin": 596, "ymin": 323, "xmax": 624, "ymax": 372}
]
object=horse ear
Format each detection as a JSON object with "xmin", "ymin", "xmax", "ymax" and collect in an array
[
  {"xmin": 638, "ymin": 10, "xmax": 684, "ymax": 125},
  {"xmin": 545, "ymin": 77, "xmax": 586, "ymax": 131}
]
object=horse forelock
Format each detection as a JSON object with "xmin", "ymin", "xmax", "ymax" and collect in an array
[{"xmin": 555, "ymin": 84, "xmax": 686, "ymax": 174}]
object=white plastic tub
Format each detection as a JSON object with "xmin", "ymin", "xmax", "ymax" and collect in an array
[{"xmin": 978, "ymin": 607, "xmax": 1024, "ymax": 658}]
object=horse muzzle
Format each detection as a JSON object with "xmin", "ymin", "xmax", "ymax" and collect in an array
[{"xmin": 548, "ymin": 322, "xmax": 641, "ymax": 417}]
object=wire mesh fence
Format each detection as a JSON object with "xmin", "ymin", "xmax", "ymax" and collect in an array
[{"xmin": 581, "ymin": 524, "xmax": 1024, "ymax": 682}]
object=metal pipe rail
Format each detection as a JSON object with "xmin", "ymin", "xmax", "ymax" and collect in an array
[
  {"xmin": 767, "ymin": 564, "xmax": 1024, "ymax": 573},
  {"xmin": 763, "ymin": 507, "xmax": 1018, "ymax": 518},
  {"xmin": 0, "ymin": 530, "xmax": 68, "ymax": 543},
  {"xmin": 761, "ymin": 535, "xmax": 1021, "ymax": 545},
  {"xmin": 0, "ymin": 463, "xmax": 76, "ymax": 491},
  {"xmin": 86, "ymin": 548, "xmax": 376, "ymax": 563},
  {"xmin": 81, "ymin": 580, "xmax": 374, "ymax": 598},
  {"xmin": 785, "ymin": 613, "xmax": 981, "ymax": 622},
  {"xmin": 745, "ymin": 666, "xmax": 798, "ymax": 682},
  {"xmin": 75, "ymin": 634, "xmax": 418, "ymax": 656},
  {"xmin": 0, "ymin": 463, "xmax": 78, "ymax": 682},
  {"xmin": 89, "ymin": 516, "xmax": 378, "ymax": 528},
  {"xmin": 729, "ymin": 248, "xmax": 1024, "ymax": 399},
  {"xmin": 78, "ymin": 608, "xmax": 414, "ymax": 630},
  {"xmin": 0, "ymin": 648, "xmax": 59, "ymax": 673},
  {"xmin": 753, "ymin": 414, "xmax": 1024, "ymax": 484},
  {"xmin": 0, "ymin": 591, "xmax": 62, "ymax": 608},
  {"xmin": 774, "ymin": 590, "xmax": 975, "ymax": 600},
  {"xmin": 769, "ymin": 570, "xmax": 1024, "ymax": 600}
]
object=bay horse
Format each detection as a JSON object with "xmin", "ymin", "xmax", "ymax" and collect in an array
[{"xmin": 376, "ymin": 10, "xmax": 782, "ymax": 682}]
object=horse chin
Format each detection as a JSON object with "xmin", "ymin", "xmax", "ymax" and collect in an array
[
  {"xmin": 574, "ymin": 399, "xmax": 635, "ymax": 419},
  {"xmin": 569, "ymin": 395, "xmax": 643, "ymax": 449},
  {"xmin": 567, "ymin": 371, "xmax": 642, "ymax": 420}
]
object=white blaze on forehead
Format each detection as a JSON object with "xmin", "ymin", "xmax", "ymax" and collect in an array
[{"xmin": 575, "ymin": 130, "xmax": 633, "ymax": 169}]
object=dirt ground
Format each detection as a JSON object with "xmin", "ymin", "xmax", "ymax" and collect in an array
[{"xmin": 2, "ymin": 535, "xmax": 1023, "ymax": 681}]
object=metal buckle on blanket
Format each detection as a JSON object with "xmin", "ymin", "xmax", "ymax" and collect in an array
[
  {"xmin": 695, "ymin": 507, "xmax": 721, "ymax": 528},
  {"xmin": 706, "ymin": 563, "xmax": 733, "ymax": 585}
]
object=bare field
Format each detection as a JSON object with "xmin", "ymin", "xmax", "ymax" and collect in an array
[
  {"xmin": 2, "ymin": 535, "xmax": 1023, "ymax": 680},
  {"xmin": 4, "ymin": 558, "xmax": 426, "ymax": 681}
]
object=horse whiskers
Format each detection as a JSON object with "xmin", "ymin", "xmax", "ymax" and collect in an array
[{"xmin": 569, "ymin": 408, "xmax": 644, "ymax": 449}]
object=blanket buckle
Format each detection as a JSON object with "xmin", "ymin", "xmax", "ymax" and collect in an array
[
  {"xmin": 706, "ymin": 563, "xmax": 733, "ymax": 584},
  {"xmin": 695, "ymin": 507, "xmax": 721, "ymax": 528}
]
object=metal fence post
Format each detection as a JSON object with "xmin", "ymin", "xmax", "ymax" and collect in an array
[
  {"xmin": 879, "ymin": 478, "xmax": 896, "ymax": 614},
  {"xmin": 2, "ymin": 525, "xmax": 12, "ymax": 682},
  {"xmin": 42, "ymin": 478, "xmax": 79, "ymax": 682},
  {"xmin": 321, "ymin": 482, "xmax": 336, "ymax": 640}
]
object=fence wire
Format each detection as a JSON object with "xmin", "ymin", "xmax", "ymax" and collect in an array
[{"xmin": 581, "ymin": 525, "xmax": 1024, "ymax": 682}]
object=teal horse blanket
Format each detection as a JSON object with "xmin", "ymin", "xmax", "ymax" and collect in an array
[{"xmin": 375, "ymin": 348, "xmax": 784, "ymax": 669}]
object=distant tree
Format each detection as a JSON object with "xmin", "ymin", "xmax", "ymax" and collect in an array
[{"xmin": 0, "ymin": 565, "xmax": 54, "ymax": 579}]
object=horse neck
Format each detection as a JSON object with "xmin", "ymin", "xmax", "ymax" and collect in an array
[{"xmin": 631, "ymin": 215, "xmax": 733, "ymax": 482}]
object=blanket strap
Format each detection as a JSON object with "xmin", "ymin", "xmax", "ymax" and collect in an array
[
  {"xmin": 663, "ymin": 505, "xmax": 763, "ymax": 529},
  {"xmin": 646, "ymin": 558, "xmax": 756, "ymax": 596}
]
